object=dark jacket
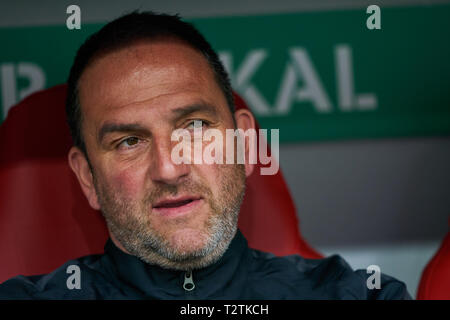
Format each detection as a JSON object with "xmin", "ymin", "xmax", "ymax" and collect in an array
[{"xmin": 0, "ymin": 230, "xmax": 411, "ymax": 299}]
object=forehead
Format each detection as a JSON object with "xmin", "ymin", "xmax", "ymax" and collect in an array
[{"xmin": 78, "ymin": 39, "xmax": 228, "ymax": 128}]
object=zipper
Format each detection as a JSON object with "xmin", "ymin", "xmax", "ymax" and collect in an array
[{"xmin": 183, "ymin": 270, "xmax": 195, "ymax": 292}]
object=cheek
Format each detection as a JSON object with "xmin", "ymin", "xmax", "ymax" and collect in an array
[
  {"xmin": 194, "ymin": 163, "xmax": 225, "ymax": 197},
  {"xmin": 103, "ymin": 164, "xmax": 148, "ymax": 200}
]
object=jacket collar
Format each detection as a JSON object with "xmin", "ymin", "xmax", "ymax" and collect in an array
[{"xmin": 101, "ymin": 229, "xmax": 251, "ymax": 299}]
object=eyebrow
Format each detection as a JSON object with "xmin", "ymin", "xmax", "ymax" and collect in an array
[
  {"xmin": 171, "ymin": 103, "xmax": 219, "ymax": 120},
  {"xmin": 98, "ymin": 122, "xmax": 150, "ymax": 144}
]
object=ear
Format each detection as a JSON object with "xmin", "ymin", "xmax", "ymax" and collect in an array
[
  {"xmin": 68, "ymin": 146, "xmax": 101, "ymax": 210},
  {"xmin": 233, "ymin": 108, "xmax": 256, "ymax": 178}
]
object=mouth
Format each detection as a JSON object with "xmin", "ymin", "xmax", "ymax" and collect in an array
[{"xmin": 152, "ymin": 195, "xmax": 203, "ymax": 218}]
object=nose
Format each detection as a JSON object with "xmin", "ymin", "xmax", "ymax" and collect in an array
[{"xmin": 149, "ymin": 135, "xmax": 191, "ymax": 185}]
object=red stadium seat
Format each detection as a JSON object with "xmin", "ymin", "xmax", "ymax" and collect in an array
[
  {"xmin": 0, "ymin": 85, "xmax": 322, "ymax": 284},
  {"xmin": 416, "ymin": 221, "xmax": 450, "ymax": 300}
]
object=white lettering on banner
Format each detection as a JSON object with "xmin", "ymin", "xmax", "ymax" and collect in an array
[
  {"xmin": 276, "ymin": 48, "xmax": 332, "ymax": 114},
  {"xmin": 220, "ymin": 50, "xmax": 271, "ymax": 115},
  {"xmin": 66, "ymin": 265, "xmax": 81, "ymax": 290},
  {"xmin": 220, "ymin": 44, "xmax": 377, "ymax": 116},
  {"xmin": 366, "ymin": 5, "xmax": 381, "ymax": 30},
  {"xmin": 366, "ymin": 264, "xmax": 381, "ymax": 289},
  {"xmin": 0, "ymin": 64, "xmax": 15, "ymax": 118},
  {"xmin": 66, "ymin": 5, "xmax": 81, "ymax": 30},
  {"xmin": 0, "ymin": 63, "xmax": 46, "ymax": 118},
  {"xmin": 335, "ymin": 45, "xmax": 377, "ymax": 111}
]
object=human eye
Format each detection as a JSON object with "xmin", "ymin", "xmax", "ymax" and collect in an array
[
  {"xmin": 117, "ymin": 136, "xmax": 141, "ymax": 150},
  {"xmin": 186, "ymin": 119, "xmax": 209, "ymax": 130}
]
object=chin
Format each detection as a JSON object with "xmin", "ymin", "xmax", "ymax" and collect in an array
[{"xmin": 169, "ymin": 227, "xmax": 210, "ymax": 255}]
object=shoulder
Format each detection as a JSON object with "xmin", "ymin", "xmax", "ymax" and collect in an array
[
  {"xmin": 0, "ymin": 254, "xmax": 119, "ymax": 300},
  {"xmin": 246, "ymin": 249, "xmax": 411, "ymax": 300}
]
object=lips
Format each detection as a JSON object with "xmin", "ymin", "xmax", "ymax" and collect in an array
[
  {"xmin": 152, "ymin": 195, "xmax": 202, "ymax": 218},
  {"xmin": 153, "ymin": 196, "xmax": 201, "ymax": 208}
]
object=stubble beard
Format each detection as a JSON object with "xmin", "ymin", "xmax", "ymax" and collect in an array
[{"xmin": 93, "ymin": 164, "xmax": 246, "ymax": 271}]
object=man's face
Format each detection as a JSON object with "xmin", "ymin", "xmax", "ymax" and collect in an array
[{"xmin": 73, "ymin": 40, "xmax": 250, "ymax": 270}]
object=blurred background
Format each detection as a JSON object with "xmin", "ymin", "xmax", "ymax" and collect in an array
[{"xmin": 1, "ymin": 0, "xmax": 449, "ymax": 297}]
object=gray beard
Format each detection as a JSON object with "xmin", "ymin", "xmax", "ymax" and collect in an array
[{"xmin": 93, "ymin": 164, "xmax": 246, "ymax": 271}]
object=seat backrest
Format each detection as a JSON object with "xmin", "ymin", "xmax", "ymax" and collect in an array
[
  {"xmin": 0, "ymin": 85, "xmax": 322, "ymax": 283},
  {"xmin": 416, "ymin": 221, "xmax": 450, "ymax": 300}
]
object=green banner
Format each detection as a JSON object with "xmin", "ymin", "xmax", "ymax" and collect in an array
[{"xmin": 1, "ymin": 5, "xmax": 449, "ymax": 142}]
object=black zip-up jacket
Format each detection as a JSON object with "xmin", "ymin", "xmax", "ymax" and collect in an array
[{"xmin": 0, "ymin": 231, "xmax": 411, "ymax": 299}]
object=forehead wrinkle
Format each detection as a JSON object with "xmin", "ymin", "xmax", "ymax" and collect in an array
[
  {"xmin": 79, "ymin": 41, "xmax": 218, "ymax": 113},
  {"xmin": 96, "ymin": 89, "xmax": 206, "ymax": 122},
  {"xmin": 83, "ymin": 65, "xmax": 210, "ymax": 118},
  {"xmin": 79, "ymin": 40, "xmax": 231, "ymax": 146}
]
